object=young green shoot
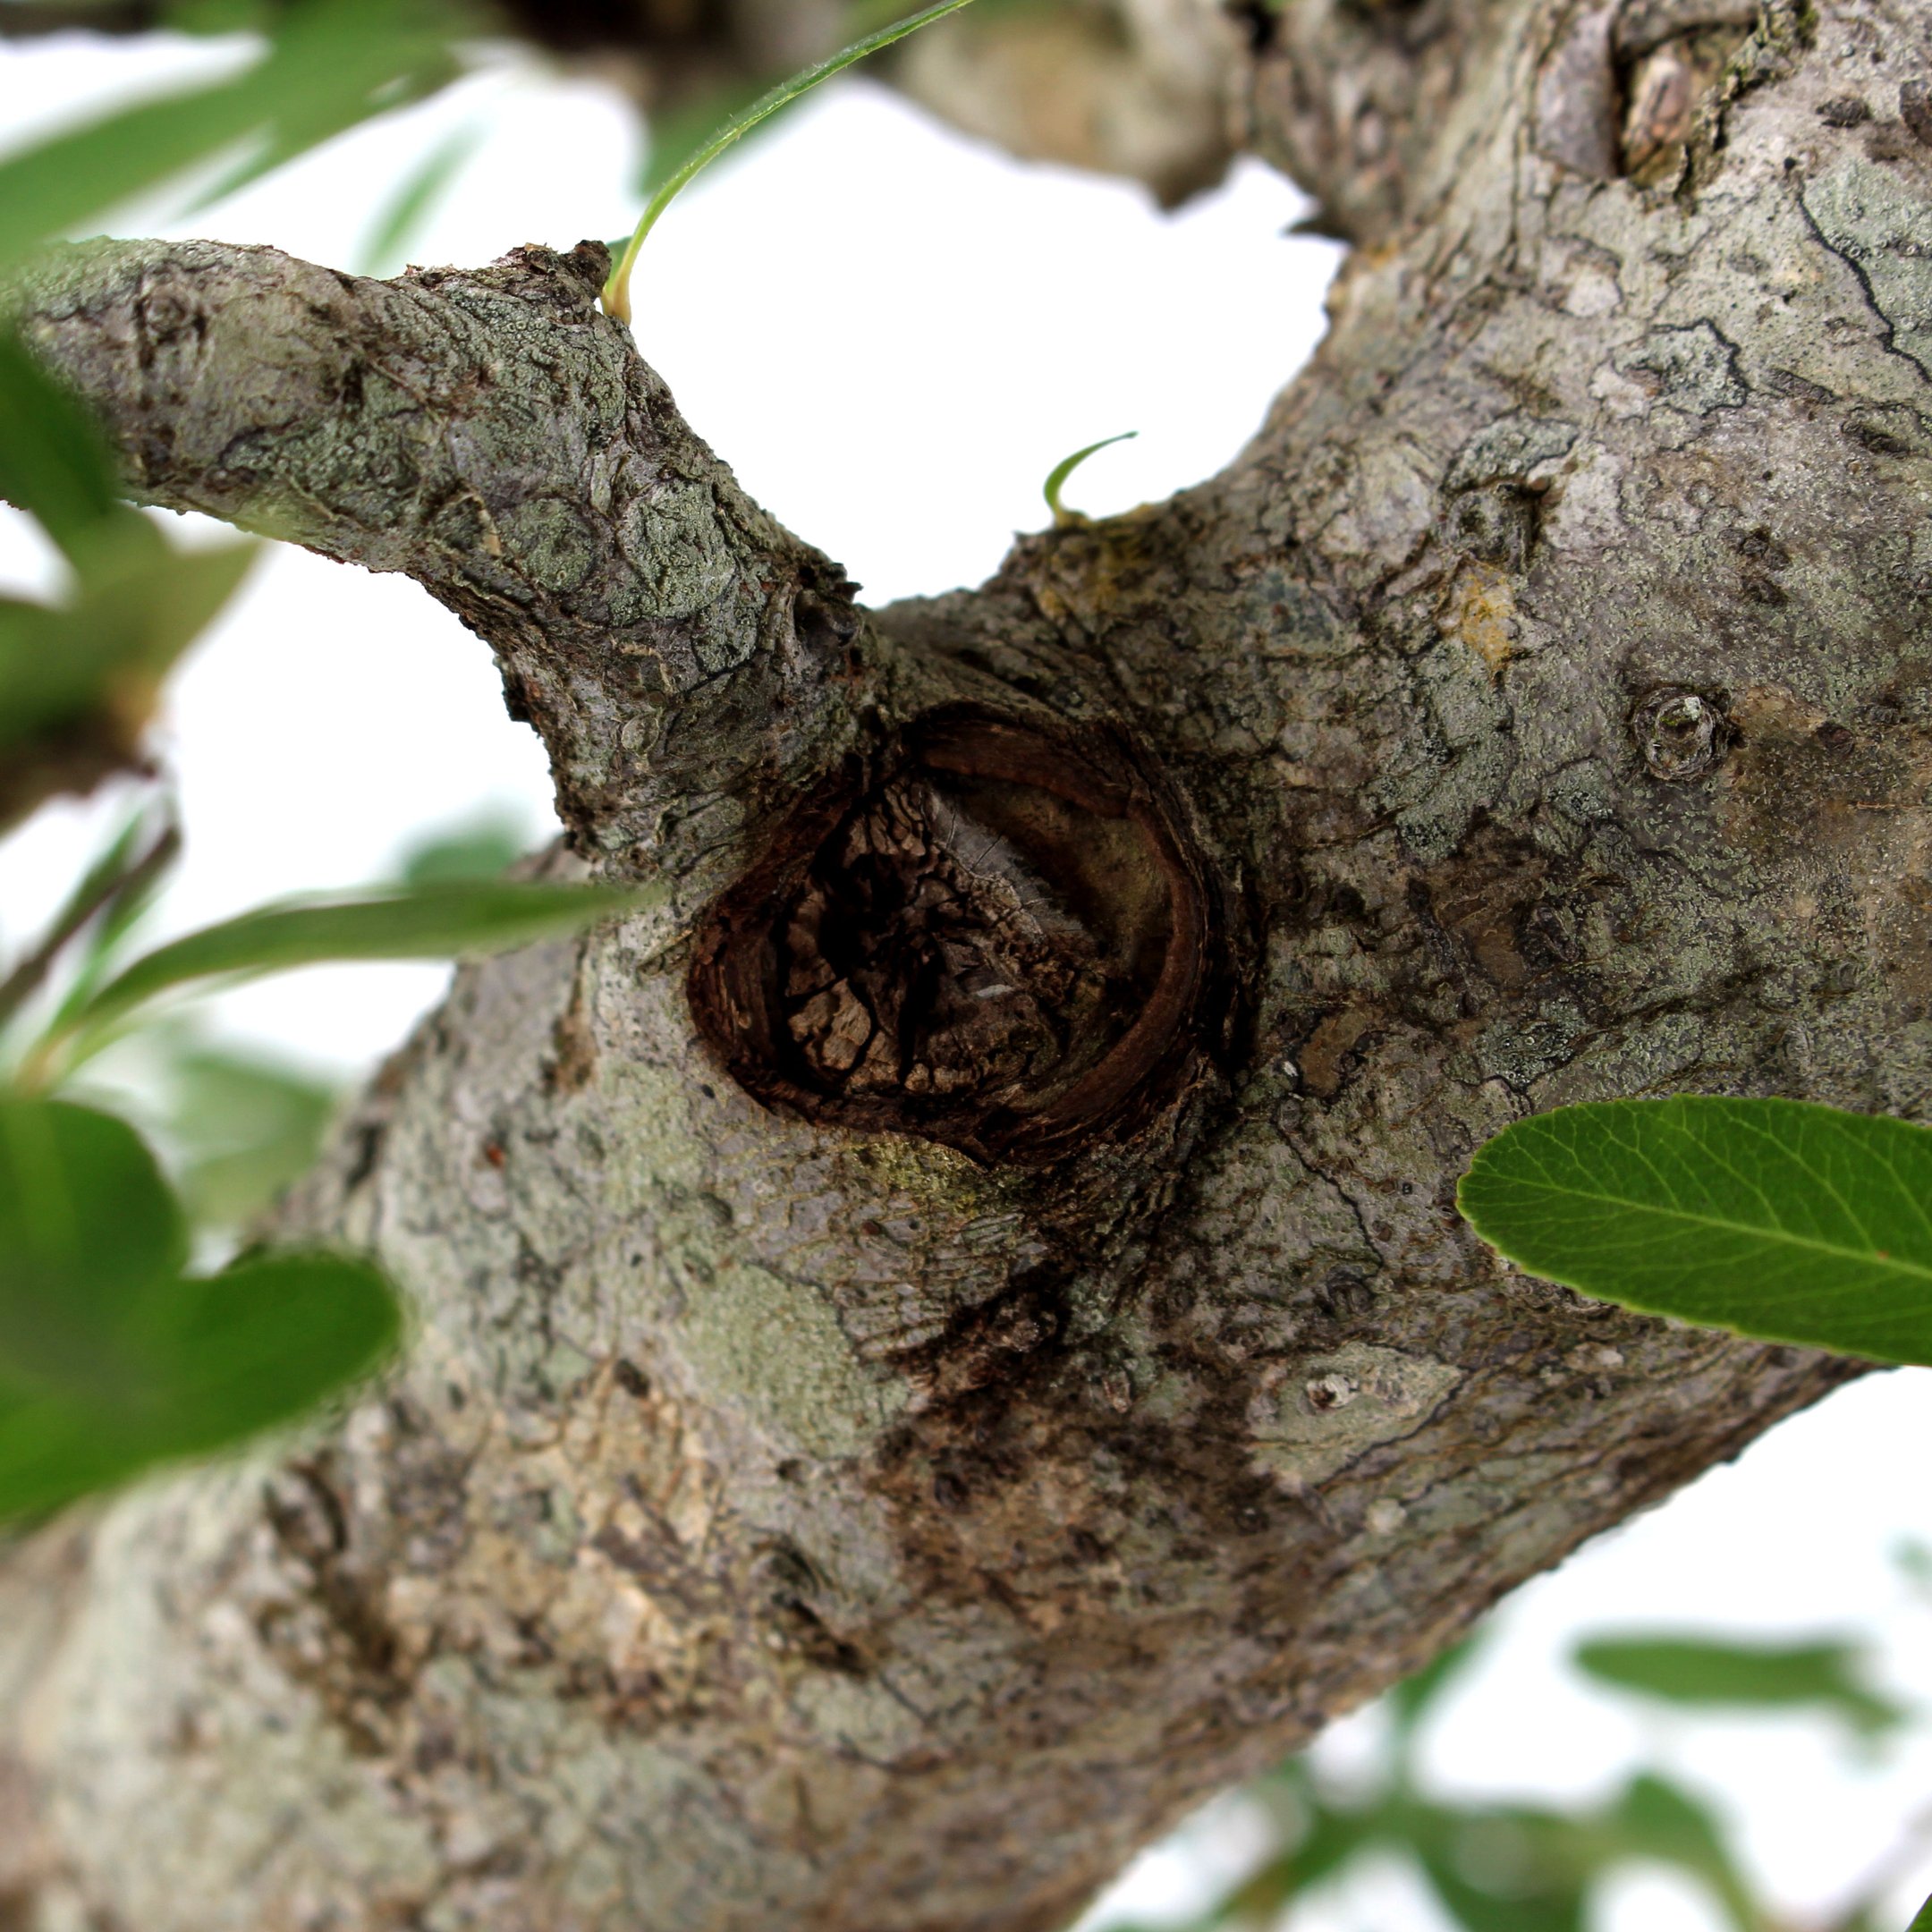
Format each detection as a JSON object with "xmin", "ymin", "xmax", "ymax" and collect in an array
[
  {"xmin": 1045, "ymin": 431, "xmax": 1139, "ymax": 527},
  {"xmin": 602, "ymin": 0, "xmax": 982, "ymax": 326}
]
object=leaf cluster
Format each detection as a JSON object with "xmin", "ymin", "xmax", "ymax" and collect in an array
[
  {"xmin": 0, "ymin": 788, "xmax": 650, "ymax": 1525},
  {"xmin": 1111, "ymin": 1628, "xmax": 1916, "ymax": 1932}
]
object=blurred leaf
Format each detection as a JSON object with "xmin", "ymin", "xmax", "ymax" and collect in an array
[
  {"xmin": 1895, "ymin": 1538, "xmax": 1932, "ymax": 1595},
  {"xmin": 0, "ymin": 1252, "xmax": 398, "ymax": 1523},
  {"xmin": 355, "ymin": 121, "xmax": 480, "ymax": 275},
  {"xmin": 1459, "ymin": 1096, "xmax": 1932, "ymax": 1365},
  {"xmin": 0, "ymin": 1097, "xmax": 400, "ymax": 1523},
  {"xmin": 1404, "ymin": 1798, "xmax": 1597, "ymax": 1932},
  {"xmin": 1233, "ymin": 1806, "xmax": 1375, "ymax": 1922},
  {"xmin": 62, "ymin": 877, "xmax": 658, "ymax": 1042},
  {"xmin": 142, "ymin": 1035, "xmax": 340, "ymax": 1232},
  {"xmin": 0, "ymin": 798, "xmax": 177, "ymax": 1033},
  {"xmin": 188, "ymin": 0, "xmax": 464, "ymax": 208},
  {"xmin": 1911, "ymin": 1893, "xmax": 1932, "ymax": 1931},
  {"xmin": 0, "ymin": 0, "xmax": 473, "ymax": 271},
  {"xmin": 0, "ymin": 1095, "xmax": 184, "ymax": 1385},
  {"xmin": 1409, "ymin": 1778, "xmax": 1761, "ymax": 1932},
  {"xmin": 0, "ymin": 326, "xmax": 257, "ymax": 781},
  {"xmin": 0, "ymin": 327, "xmax": 119, "ymax": 558},
  {"xmin": 1390, "ymin": 1632, "xmax": 1487, "ymax": 1737},
  {"xmin": 0, "ymin": 84, "xmax": 260, "ymax": 273},
  {"xmin": 0, "ymin": 523, "xmax": 257, "ymax": 750},
  {"xmin": 1044, "ymin": 429, "xmax": 1138, "ymax": 525},
  {"xmin": 1575, "ymin": 1634, "xmax": 1903, "ymax": 1735},
  {"xmin": 1602, "ymin": 1775, "xmax": 1758, "ymax": 1932},
  {"xmin": 395, "ymin": 808, "xmax": 533, "ymax": 886}
]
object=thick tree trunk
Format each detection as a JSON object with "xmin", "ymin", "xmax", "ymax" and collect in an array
[{"xmin": 2, "ymin": 0, "xmax": 1926, "ymax": 1924}]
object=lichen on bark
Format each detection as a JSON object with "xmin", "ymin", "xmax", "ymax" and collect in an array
[{"xmin": 2, "ymin": 0, "xmax": 1929, "ymax": 1924}]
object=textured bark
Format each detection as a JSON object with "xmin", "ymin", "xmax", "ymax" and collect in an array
[{"xmin": 3, "ymin": 0, "xmax": 1929, "ymax": 1926}]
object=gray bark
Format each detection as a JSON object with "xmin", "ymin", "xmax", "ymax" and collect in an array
[{"xmin": 3, "ymin": 0, "xmax": 1928, "ymax": 1924}]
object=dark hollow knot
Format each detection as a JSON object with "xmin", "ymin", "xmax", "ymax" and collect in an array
[{"xmin": 688, "ymin": 708, "xmax": 1216, "ymax": 1164}]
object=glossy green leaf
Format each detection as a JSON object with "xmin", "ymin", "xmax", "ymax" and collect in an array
[
  {"xmin": 1910, "ymin": 1893, "xmax": 1932, "ymax": 1931},
  {"xmin": 0, "ymin": 1097, "xmax": 398, "ymax": 1522},
  {"xmin": 1575, "ymin": 1634, "xmax": 1903, "ymax": 1734},
  {"xmin": 0, "ymin": 1252, "xmax": 398, "ymax": 1523},
  {"xmin": 68, "ymin": 877, "xmax": 657, "ymax": 1037},
  {"xmin": 1458, "ymin": 1096, "xmax": 1932, "ymax": 1364}
]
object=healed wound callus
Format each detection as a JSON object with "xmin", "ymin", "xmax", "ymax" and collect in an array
[{"xmin": 689, "ymin": 704, "xmax": 1220, "ymax": 1163}]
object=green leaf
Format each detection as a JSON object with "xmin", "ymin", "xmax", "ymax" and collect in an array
[
  {"xmin": 1911, "ymin": 1894, "xmax": 1932, "ymax": 1932},
  {"xmin": 0, "ymin": 524, "xmax": 257, "ymax": 751},
  {"xmin": 0, "ymin": 329, "xmax": 256, "ymax": 764},
  {"xmin": 0, "ymin": 1097, "xmax": 185, "ymax": 1387},
  {"xmin": 0, "ymin": 80, "xmax": 265, "ymax": 274},
  {"xmin": 395, "ymin": 808, "xmax": 532, "ymax": 887},
  {"xmin": 1389, "ymin": 1632, "xmax": 1486, "ymax": 1737},
  {"xmin": 130, "ymin": 1032, "xmax": 340, "ymax": 1233},
  {"xmin": 68, "ymin": 877, "xmax": 657, "ymax": 1038},
  {"xmin": 0, "ymin": 1252, "xmax": 398, "ymax": 1523},
  {"xmin": 0, "ymin": 0, "xmax": 471, "ymax": 273},
  {"xmin": 0, "ymin": 328, "xmax": 120, "ymax": 557},
  {"xmin": 1043, "ymin": 430, "xmax": 1138, "ymax": 525},
  {"xmin": 355, "ymin": 122, "xmax": 481, "ymax": 275},
  {"xmin": 1575, "ymin": 1634, "xmax": 1903, "ymax": 1734},
  {"xmin": 1601, "ymin": 1775, "xmax": 1758, "ymax": 1932},
  {"xmin": 1458, "ymin": 1096, "xmax": 1932, "ymax": 1365},
  {"xmin": 603, "ymin": 0, "xmax": 986, "ymax": 324},
  {"xmin": 637, "ymin": 74, "xmax": 779, "ymax": 199},
  {"xmin": 188, "ymin": 0, "xmax": 464, "ymax": 210},
  {"xmin": 0, "ymin": 1097, "xmax": 398, "ymax": 1522},
  {"xmin": 0, "ymin": 799, "xmax": 175, "ymax": 1036},
  {"xmin": 1411, "ymin": 1811, "xmax": 1588, "ymax": 1932}
]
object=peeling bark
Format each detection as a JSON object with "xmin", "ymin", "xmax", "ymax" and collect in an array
[{"xmin": 4, "ymin": 0, "xmax": 1930, "ymax": 1926}]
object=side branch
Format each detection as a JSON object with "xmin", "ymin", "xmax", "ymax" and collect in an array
[{"xmin": 5, "ymin": 237, "xmax": 857, "ymax": 855}]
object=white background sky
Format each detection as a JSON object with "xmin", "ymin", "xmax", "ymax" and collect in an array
[{"xmin": 2, "ymin": 27, "xmax": 1930, "ymax": 1932}]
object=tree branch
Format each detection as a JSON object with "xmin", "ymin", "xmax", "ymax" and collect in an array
[
  {"xmin": 4, "ymin": 0, "xmax": 1930, "ymax": 1922},
  {"xmin": 4, "ymin": 236, "xmax": 860, "ymax": 865}
]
